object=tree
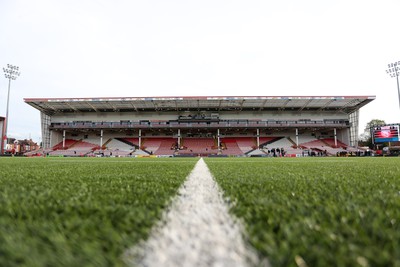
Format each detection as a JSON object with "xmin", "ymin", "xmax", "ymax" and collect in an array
[{"xmin": 359, "ymin": 119, "xmax": 386, "ymax": 148}]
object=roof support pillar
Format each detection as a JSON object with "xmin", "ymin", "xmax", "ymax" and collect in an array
[
  {"xmin": 296, "ymin": 128, "xmax": 299, "ymax": 147},
  {"xmin": 256, "ymin": 128, "xmax": 260, "ymax": 148},
  {"xmin": 334, "ymin": 128, "xmax": 337, "ymax": 147},
  {"xmin": 62, "ymin": 130, "xmax": 66, "ymax": 149},
  {"xmin": 138, "ymin": 129, "xmax": 142, "ymax": 149},
  {"xmin": 177, "ymin": 129, "xmax": 181, "ymax": 148},
  {"xmin": 49, "ymin": 130, "xmax": 53, "ymax": 152},
  {"xmin": 217, "ymin": 129, "xmax": 221, "ymax": 153},
  {"xmin": 100, "ymin": 129, "xmax": 103, "ymax": 148}
]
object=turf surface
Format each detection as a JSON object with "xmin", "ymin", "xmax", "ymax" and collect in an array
[
  {"xmin": 0, "ymin": 157, "xmax": 197, "ymax": 267},
  {"xmin": 205, "ymin": 157, "xmax": 400, "ymax": 267},
  {"xmin": 2, "ymin": 156, "xmax": 400, "ymax": 267}
]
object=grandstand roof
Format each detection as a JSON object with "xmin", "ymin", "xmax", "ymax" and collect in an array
[{"xmin": 24, "ymin": 96, "xmax": 375, "ymax": 115}]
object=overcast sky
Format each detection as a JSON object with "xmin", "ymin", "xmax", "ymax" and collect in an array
[{"xmin": 1, "ymin": 0, "xmax": 399, "ymax": 143}]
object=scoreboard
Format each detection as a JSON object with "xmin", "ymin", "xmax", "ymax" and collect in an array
[{"xmin": 373, "ymin": 125, "xmax": 400, "ymax": 143}]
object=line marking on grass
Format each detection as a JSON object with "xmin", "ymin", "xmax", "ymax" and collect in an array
[{"xmin": 124, "ymin": 158, "xmax": 264, "ymax": 267}]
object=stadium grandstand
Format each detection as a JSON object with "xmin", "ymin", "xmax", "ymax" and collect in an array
[{"xmin": 24, "ymin": 96, "xmax": 375, "ymax": 157}]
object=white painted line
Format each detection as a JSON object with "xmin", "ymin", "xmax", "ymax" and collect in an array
[{"xmin": 124, "ymin": 158, "xmax": 265, "ymax": 267}]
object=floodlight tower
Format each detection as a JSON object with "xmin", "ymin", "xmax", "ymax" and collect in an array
[
  {"xmin": 2, "ymin": 64, "xmax": 20, "ymax": 153},
  {"xmin": 386, "ymin": 61, "xmax": 400, "ymax": 110}
]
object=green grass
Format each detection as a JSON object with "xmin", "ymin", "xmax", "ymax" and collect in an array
[
  {"xmin": 2, "ymin": 156, "xmax": 400, "ymax": 267},
  {"xmin": 205, "ymin": 157, "xmax": 400, "ymax": 267},
  {"xmin": 0, "ymin": 157, "xmax": 197, "ymax": 267}
]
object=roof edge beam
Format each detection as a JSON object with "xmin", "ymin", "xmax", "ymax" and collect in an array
[
  {"xmin": 65, "ymin": 102, "xmax": 80, "ymax": 112},
  {"xmin": 85, "ymin": 101, "xmax": 99, "ymax": 112},
  {"xmin": 298, "ymin": 99, "xmax": 313, "ymax": 112},
  {"xmin": 317, "ymin": 99, "xmax": 335, "ymax": 111}
]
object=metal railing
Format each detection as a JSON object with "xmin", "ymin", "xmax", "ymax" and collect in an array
[{"xmin": 49, "ymin": 119, "xmax": 350, "ymax": 130}]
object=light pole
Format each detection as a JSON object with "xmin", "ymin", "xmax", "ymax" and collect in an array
[
  {"xmin": 2, "ymin": 64, "xmax": 20, "ymax": 153},
  {"xmin": 386, "ymin": 61, "xmax": 400, "ymax": 110}
]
